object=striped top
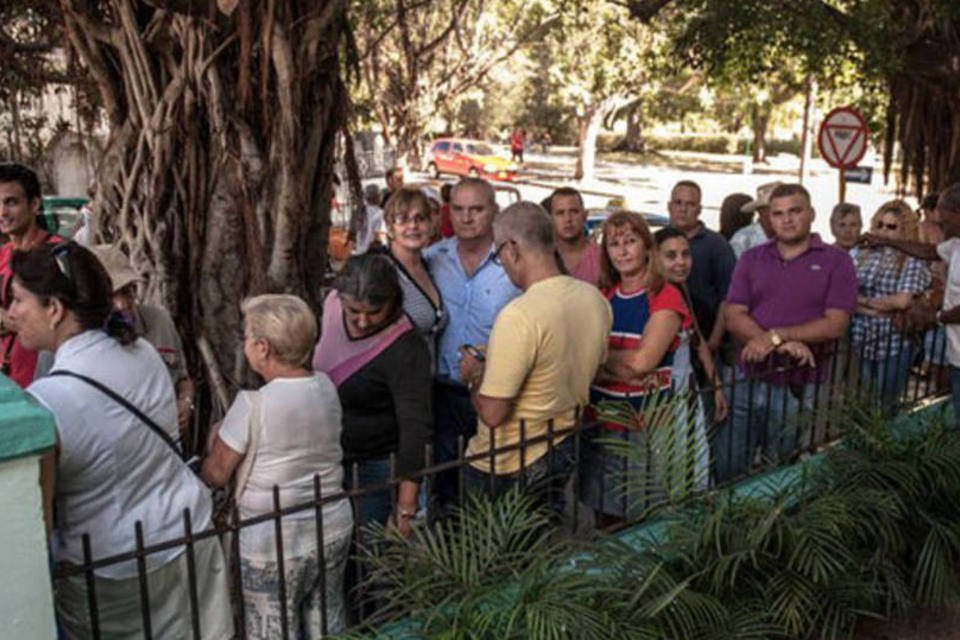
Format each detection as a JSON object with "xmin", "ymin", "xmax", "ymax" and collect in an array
[
  {"xmin": 590, "ymin": 283, "xmax": 691, "ymax": 409},
  {"xmin": 387, "ymin": 251, "xmax": 447, "ymax": 365}
]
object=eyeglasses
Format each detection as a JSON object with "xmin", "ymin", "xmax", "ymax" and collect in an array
[
  {"xmin": 874, "ymin": 222, "xmax": 899, "ymax": 231},
  {"xmin": 492, "ymin": 240, "xmax": 514, "ymax": 265},
  {"xmin": 393, "ymin": 213, "xmax": 430, "ymax": 226},
  {"xmin": 50, "ymin": 243, "xmax": 76, "ymax": 288}
]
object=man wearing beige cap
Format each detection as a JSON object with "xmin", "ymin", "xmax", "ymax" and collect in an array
[
  {"xmin": 90, "ymin": 244, "xmax": 196, "ymax": 440},
  {"xmin": 730, "ymin": 181, "xmax": 782, "ymax": 258}
]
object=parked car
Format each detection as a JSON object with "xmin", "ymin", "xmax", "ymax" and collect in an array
[{"xmin": 424, "ymin": 138, "xmax": 518, "ymax": 182}]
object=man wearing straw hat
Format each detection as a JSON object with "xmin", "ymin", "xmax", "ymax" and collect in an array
[{"xmin": 90, "ymin": 244, "xmax": 197, "ymax": 440}]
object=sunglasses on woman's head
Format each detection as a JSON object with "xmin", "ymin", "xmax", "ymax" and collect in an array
[
  {"xmin": 875, "ymin": 222, "xmax": 899, "ymax": 231},
  {"xmin": 50, "ymin": 242, "xmax": 75, "ymax": 286}
]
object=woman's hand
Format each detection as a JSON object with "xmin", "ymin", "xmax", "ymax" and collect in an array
[
  {"xmin": 391, "ymin": 506, "xmax": 417, "ymax": 538},
  {"xmin": 712, "ymin": 388, "xmax": 729, "ymax": 422}
]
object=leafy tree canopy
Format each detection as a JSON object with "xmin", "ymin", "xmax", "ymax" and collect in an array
[{"xmin": 625, "ymin": 0, "xmax": 960, "ymax": 194}]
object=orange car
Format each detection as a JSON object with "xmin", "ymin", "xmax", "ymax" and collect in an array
[{"xmin": 424, "ymin": 138, "xmax": 518, "ymax": 182}]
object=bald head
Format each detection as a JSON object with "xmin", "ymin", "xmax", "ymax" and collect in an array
[{"xmin": 494, "ymin": 201, "xmax": 556, "ymax": 254}]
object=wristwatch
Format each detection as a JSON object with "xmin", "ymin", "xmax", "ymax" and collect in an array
[{"xmin": 769, "ymin": 330, "xmax": 784, "ymax": 347}]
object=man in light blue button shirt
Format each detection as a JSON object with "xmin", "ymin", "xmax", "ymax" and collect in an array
[{"xmin": 425, "ymin": 177, "xmax": 520, "ymax": 511}]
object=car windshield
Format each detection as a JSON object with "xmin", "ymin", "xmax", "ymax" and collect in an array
[{"xmin": 466, "ymin": 143, "xmax": 495, "ymax": 155}]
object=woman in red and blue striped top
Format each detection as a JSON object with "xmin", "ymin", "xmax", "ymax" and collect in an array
[{"xmin": 582, "ymin": 211, "xmax": 691, "ymax": 523}]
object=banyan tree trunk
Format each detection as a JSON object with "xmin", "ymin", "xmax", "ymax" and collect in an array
[{"xmin": 60, "ymin": 0, "xmax": 356, "ymax": 410}]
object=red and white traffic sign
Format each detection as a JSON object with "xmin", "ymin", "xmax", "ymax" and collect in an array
[{"xmin": 818, "ymin": 106, "xmax": 869, "ymax": 169}]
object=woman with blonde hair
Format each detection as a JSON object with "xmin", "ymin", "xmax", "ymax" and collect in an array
[
  {"xmin": 203, "ymin": 294, "xmax": 353, "ymax": 638},
  {"xmin": 378, "ymin": 187, "xmax": 446, "ymax": 364},
  {"xmin": 851, "ymin": 200, "xmax": 931, "ymax": 409},
  {"xmin": 582, "ymin": 211, "xmax": 692, "ymax": 524}
]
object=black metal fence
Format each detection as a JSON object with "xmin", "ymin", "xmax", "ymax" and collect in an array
[{"xmin": 50, "ymin": 328, "xmax": 953, "ymax": 639}]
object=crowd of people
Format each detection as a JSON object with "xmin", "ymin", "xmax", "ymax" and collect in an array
[{"xmin": 3, "ymin": 158, "xmax": 960, "ymax": 638}]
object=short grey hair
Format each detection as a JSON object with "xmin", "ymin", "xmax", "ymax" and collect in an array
[
  {"xmin": 493, "ymin": 201, "xmax": 555, "ymax": 252},
  {"xmin": 242, "ymin": 294, "xmax": 317, "ymax": 367},
  {"xmin": 830, "ymin": 202, "xmax": 861, "ymax": 226},
  {"xmin": 451, "ymin": 177, "xmax": 498, "ymax": 211},
  {"xmin": 939, "ymin": 183, "xmax": 960, "ymax": 215}
]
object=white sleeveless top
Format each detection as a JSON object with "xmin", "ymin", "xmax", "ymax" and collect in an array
[{"xmin": 29, "ymin": 331, "xmax": 213, "ymax": 579}]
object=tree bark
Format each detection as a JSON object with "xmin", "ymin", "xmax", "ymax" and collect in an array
[
  {"xmin": 61, "ymin": 0, "xmax": 356, "ymax": 415},
  {"xmin": 9, "ymin": 92, "xmax": 23, "ymax": 162},
  {"xmin": 751, "ymin": 105, "xmax": 769, "ymax": 164}
]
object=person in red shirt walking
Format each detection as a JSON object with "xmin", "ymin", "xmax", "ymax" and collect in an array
[
  {"xmin": 510, "ymin": 127, "xmax": 525, "ymax": 165},
  {"xmin": 0, "ymin": 163, "xmax": 62, "ymax": 386}
]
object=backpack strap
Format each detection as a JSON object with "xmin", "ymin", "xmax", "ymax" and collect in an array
[{"xmin": 48, "ymin": 369, "xmax": 185, "ymax": 461}]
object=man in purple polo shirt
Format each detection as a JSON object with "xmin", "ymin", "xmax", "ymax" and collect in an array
[{"xmin": 716, "ymin": 183, "xmax": 857, "ymax": 482}]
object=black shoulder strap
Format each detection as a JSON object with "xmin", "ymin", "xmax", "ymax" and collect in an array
[{"xmin": 48, "ymin": 369, "xmax": 186, "ymax": 461}]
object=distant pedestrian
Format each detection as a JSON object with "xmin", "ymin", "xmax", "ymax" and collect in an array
[{"xmin": 510, "ymin": 127, "xmax": 525, "ymax": 164}]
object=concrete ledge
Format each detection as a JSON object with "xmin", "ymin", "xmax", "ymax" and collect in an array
[{"xmin": 0, "ymin": 375, "xmax": 56, "ymax": 463}]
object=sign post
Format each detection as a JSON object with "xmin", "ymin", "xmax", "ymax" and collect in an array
[{"xmin": 817, "ymin": 106, "xmax": 869, "ymax": 203}]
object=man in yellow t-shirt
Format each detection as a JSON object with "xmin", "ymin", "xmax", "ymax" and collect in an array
[{"xmin": 459, "ymin": 201, "xmax": 611, "ymax": 507}]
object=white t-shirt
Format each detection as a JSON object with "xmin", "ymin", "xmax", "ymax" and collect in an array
[
  {"xmin": 730, "ymin": 222, "xmax": 768, "ymax": 259},
  {"xmin": 938, "ymin": 238, "xmax": 960, "ymax": 367},
  {"xmin": 218, "ymin": 374, "xmax": 352, "ymax": 539},
  {"xmin": 28, "ymin": 331, "xmax": 212, "ymax": 579}
]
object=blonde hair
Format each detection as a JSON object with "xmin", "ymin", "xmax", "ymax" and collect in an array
[
  {"xmin": 599, "ymin": 211, "xmax": 665, "ymax": 293},
  {"xmin": 241, "ymin": 294, "xmax": 317, "ymax": 367},
  {"xmin": 860, "ymin": 199, "xmax": 920, "ymax": 273},
  {"xmin": 383, "ymin": 187, "xmax": 430, "ymax": 226},
  {"xmin": 870, "ymin": 199, "xmax": 919, "ymax": 241}
]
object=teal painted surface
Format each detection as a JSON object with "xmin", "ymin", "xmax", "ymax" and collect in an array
[
  {"xmin": 371, "ymin": 399, "xmax": 953, "ymax": 638},
  {"xmin": 0, "ymin": 374, "xmax": 56, "ymax": 463}
]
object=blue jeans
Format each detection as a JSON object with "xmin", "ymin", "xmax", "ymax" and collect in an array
[
  {"xmin": 859, "ymin": 347, "xmax": 914, "ymax": 413},
  {"xmin": 345, "ymin": 457, "xmax": 393, "ymax": 531},
  {"xmin": 950, "ymin": 366, "xmax": 960, "ymax": 429},
  {"xmin": 464, "ymin": 435, "xmax": 576, "ymax": 515},
  {"xmin": 713, "ymin": 378, "xmax": 815, "ymax": 483},
  {"xmin": 432, "ymin": 380, "xmax": 478, "ymax": 512}
]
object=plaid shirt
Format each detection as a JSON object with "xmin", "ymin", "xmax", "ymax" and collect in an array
[{"xmin": 851, "ymin": 247, "xmax": 931, "ymax": 358}]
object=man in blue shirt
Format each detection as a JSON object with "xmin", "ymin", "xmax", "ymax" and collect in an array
[
  {"xmin": 425, "ymin": 177, "xmax": 520, "ymax": 511},
  {"xmin": 667, "ymin": 180, "xmax": 736, "ymax": 341}
]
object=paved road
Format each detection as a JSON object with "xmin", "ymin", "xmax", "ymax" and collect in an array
[{"xmin": 365, "ymin": 146, "xmax": 908, "ymax": 243}]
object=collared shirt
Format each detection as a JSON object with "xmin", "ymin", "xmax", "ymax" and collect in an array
[
  {"xmin": 28, "ymin": 331, "xmax": 212, "ymax": 578},
  {"xmin": 938, "ymin": 238, "xmax": 960, "ymax": 367},
  {"xmin": 730, "ymin": 222, "xmax": 768, "ymax": 259},
  {"xmin": 676, "ymin": 223, "xmax": 736, "ymax": 339},
  {"xmin": 424, "ymin": 237, "xmax": 520, "ymax": 381},
  {"xmin": 726, "ymin": 234, "xmax": 857, "ymax": 384},
  {"xmin": 850, "ymin": 248, "xmax": 930, "ymax": 359}
]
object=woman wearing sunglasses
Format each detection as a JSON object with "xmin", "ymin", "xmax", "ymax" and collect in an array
[
  {"xmin": 852, "ymin": 200, "xmax": 931, "ymax": 410},
  {"xmin": 7, "ymin": 243, "xmax": 232, "ymax": 638}
]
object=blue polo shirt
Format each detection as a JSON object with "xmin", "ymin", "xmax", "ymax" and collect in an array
[{"xmin": 425, "ymin": 238, "xmax": 520, "ymax": 382}]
